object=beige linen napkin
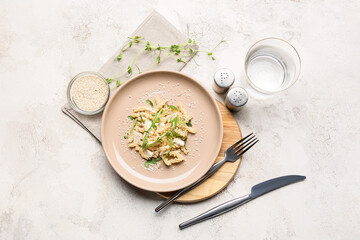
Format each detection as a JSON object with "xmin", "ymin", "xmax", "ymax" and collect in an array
[{"xmin": 62, "ymin": 11, "xmax": 195, "ymax": 142}]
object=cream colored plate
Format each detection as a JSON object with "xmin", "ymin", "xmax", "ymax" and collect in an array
[{"xmin": 101, "ymin": 70, "xmax": 223, "ymax": 192}]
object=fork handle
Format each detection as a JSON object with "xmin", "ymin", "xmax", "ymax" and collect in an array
[
  {"xmin": 155, "ymin": 158, "xmax": 227, "ymax": 212},
  {"xmin": 179, "ymin": 194, "xmax": 252, "ymax": 230}
]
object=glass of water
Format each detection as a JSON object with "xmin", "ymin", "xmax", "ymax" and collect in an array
[{"xmin": 244, "ymin": 38, "xmax": 301, "ymax": 94}]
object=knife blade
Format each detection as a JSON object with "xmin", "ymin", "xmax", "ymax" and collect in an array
[
  {"xmin": 179, "ymin": 175, "xmax": 306, "ymax": 230},
  {"xmin": 250, "ymin": 175, "xmax": 306, "ymax": 199}
]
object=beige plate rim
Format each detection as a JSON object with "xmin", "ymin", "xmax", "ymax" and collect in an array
[{"xmin": 101, "ymin": 70, "xmax": 223, "ymax": 192}]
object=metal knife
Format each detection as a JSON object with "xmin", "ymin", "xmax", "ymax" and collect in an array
[{"xmin": 179, "ymin": 175, "xmax": 306, "ymax": 230}]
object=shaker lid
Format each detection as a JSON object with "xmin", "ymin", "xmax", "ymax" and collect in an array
[
  {"xmin": 213, "ymin": 68, "xmax": 235, "ymax": 88},
  {"xmin": 227, "ymin": 87, "xmax": 248, "ymax": 107}
]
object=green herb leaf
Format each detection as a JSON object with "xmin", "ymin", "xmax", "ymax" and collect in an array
[
  {"xmin": 124, "ymin": 135, "xmax": 129, "ymax": 139},
  {"xmin": 116, "ymin": 80, "xmax": 121, "ymax": 87},
  {"xmin": 142, "ymin": 109, "xmax": 163, "ymax": 149},
  {"xmin": 211, "ymin": 39, "xmax": 226, "ymax": 52},
  {"xmin": 129, "ymin": 41, "xmax": 133, "ymax": 48},
  {"xmin": 168, "ymin": 105, "xmax": 178, "ymax": 111},
  {"xmin": 144, "ymin": 157, "xmax": 162, "ymax": 168},
  {"xmin": 169, "ymin": 116, "xmax": 178, "ymax": 128},
  {"xmin": 170, "ymin": 44, "xmax": 179, "ymax": 51},
  {"xmin": 170, "ymin": 45, "xmax": 181, "ymax": 55},
  {"xmin": 208, "ymin": 52, "xmax": 213, "ymax": 56},
  {"xmin": 166, "ymin": 134, "xmax": 174, "ymax": 157},
  {"xmin": 177, "ymin": 58, "xmax": 182, "ymax": 62},
  {"xmin": 130, "ymin": 119, "xmax": 137, "ymax": 133},
  {"xmin": 157, "ymin": 55, "xmax": 160, "ymax": 64},
  {"xmin": 140, "ymin": 115, "xmax": 145, "ymax": 123},
  {"xmin": 211, "ymin": 56, "xmax": 215, "ymax": 61},
  {"xmin": 145, "ymin": 42, "xmax": 152, "ymax": 51},
  {"xmin": 133, "ymin": 36, "xmax": 141, "ymax": 43},
  {"xmin": 186, "ymin": 120, "xmax": 192, "ymax": 127},
  {"xmin": 146, "ymin": 99, "xmax": 153, "ymax": 107},
  {"xmin": 106, "ymin": 78, "xmax": 112, "ymax": 84},
  {"xmin": 188, "ymin": 39, "xmax": 192, "ymax": 43},
  {"xmin": 128, "ymin": 115, "xmax": 135, "ymax": 120},
  {"xmin": 142, "ymin": 132, "xmax": 149, "ymax": 149},
  {"xmin": 171, "ymin": 130, "xmax": 182, "ymax": 139},
  {"xmin": 148, "ymin": 131, "xmax": 169, "ymax": 147},
  {"xmin": 151, "ymin": 109, "xmax": 163, "ymax": 127},
  {"xmin": 117, "ymin": 53, "xmax": 122, "ymax": 61},
  {"xmin": 127, "ymin": 66, "xmax": 132, "ymax": 74}
]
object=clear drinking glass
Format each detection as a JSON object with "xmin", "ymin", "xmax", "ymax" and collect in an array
[{"xmin": 244, "ymin": 38, "xmax": 301, "ymax": 94}]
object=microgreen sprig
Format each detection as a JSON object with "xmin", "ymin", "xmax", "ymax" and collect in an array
[
  {"xmin": 107, "ymin": 26, "xmax": 225, "ymax": 88},
  {"xmin": 144, "ymin": 157, "xmax": 162, "ymax": 168},
  {"xmin": 124, "ymin": 117, "xmax": 138, "ymax": 139}
]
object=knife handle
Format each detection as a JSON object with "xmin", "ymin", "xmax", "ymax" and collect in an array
[{"xmin": 179, "ymin": 194, "xmax": 252, "ymax": 230}]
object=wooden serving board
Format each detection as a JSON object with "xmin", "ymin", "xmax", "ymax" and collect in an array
[{"xmin": 157, "ymin": 100, "xmax": 242, "ymax": 203}]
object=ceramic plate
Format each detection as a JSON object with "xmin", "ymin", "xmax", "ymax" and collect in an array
[{"xmin": 101, "ymin": 70, "xmax": 223, "ymax": 192}]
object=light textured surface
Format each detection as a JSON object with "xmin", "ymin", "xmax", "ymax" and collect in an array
[{"xmin": 1, "ymin": 0, "xmax": 360, "ymax": 239}]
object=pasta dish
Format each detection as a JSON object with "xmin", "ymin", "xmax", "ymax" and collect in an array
[{"xmin": 125, "ymin": 98, "xmax": 196, "ymax": 167}]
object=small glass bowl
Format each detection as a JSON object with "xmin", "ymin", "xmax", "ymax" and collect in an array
[{"xmin": 67, "ymin": 71, "xmax": 110, "ymax": 115}]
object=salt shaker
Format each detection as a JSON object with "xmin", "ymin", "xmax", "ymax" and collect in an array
[
  {"xmin": 212, "ymin": 68, "xmax": 235, "ymax": 93},
  {"xmin": 225, "ymin": 87, "xmax": 248, "ymax": 111}
]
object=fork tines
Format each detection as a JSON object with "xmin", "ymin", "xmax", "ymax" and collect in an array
[{"xmin": 229, "ymin": 133, "xmax": 258, "ymax": 159}]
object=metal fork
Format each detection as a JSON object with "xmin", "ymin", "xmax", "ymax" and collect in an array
[{"xmin": 155, "ymin": 133, "xmax": 258, "ymax": 212}]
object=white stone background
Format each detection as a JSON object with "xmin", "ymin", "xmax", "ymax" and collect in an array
[{"xmin": 1, "ymin": 0, "xmax": 360, "ymax": 239}]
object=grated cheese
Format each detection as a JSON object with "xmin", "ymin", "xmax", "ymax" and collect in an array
[{"xmin": 71, "ymin": 75, "xmax": 109, "ymax": 112}]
